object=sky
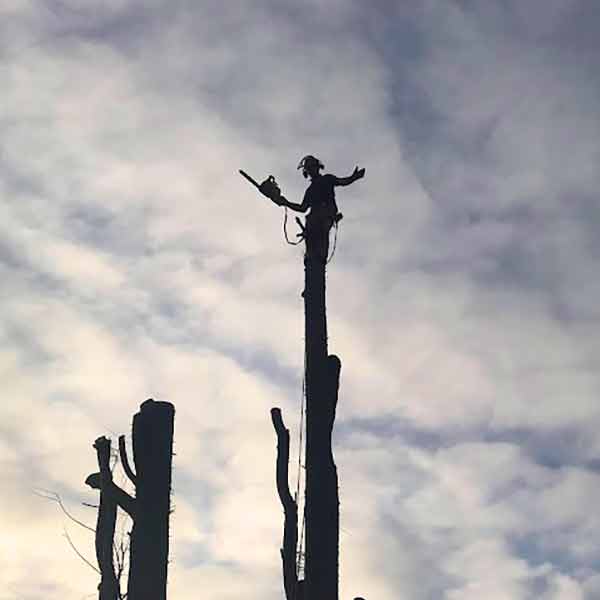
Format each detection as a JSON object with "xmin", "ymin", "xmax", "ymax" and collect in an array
[{"xmin": 1, "ymin": 1, "xmax": 600, "ymax": 599}]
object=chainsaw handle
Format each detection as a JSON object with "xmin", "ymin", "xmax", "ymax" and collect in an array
[{"xmin": 240, "ymin": 169, "xmax": 284, "ymax": 206}]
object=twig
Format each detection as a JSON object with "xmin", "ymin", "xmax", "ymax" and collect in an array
[
  {"xmin": 34, "ymin": 489, "xmax": 95, "ymax": 533},
  {"xmin": 63, "ymin": 527, "xmax": 100, "ymax": 574}
]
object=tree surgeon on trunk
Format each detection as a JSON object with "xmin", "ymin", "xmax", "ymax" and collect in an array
[
  {"xmin": 259, "ymin": 155, "xmax": 365, "ymax": 259},
  {"xmin": 254, "ymin": 156, "xmax": 365, "ymax": 600}
]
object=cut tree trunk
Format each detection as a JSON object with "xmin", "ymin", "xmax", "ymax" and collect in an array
[
  {"xmin": 303, "ymin": 227, "xmax": 341, "ymax": 600},
  {"xmin": 127, "ymin": 399, "xmax": 175, "ymax": 600},
  {"xmin": 85, "ymin": 436, "xmax": 119, "ymax": 600},
  {"xmin": 271, "ymin": 408, "xmax": 303, "ymax": 600}
]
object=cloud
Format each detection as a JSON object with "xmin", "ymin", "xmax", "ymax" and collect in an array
[{"xmin": 1, "ymin": 1, "xmax": 599, "ymax": 599}]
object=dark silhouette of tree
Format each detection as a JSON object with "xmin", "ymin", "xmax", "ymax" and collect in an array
[
  {"xmin": 85, "ymin": 399, "xmax": 175, "ymax": 600},
  {"xmin": 85, "ymin": 436, "xmax": 119, "ymax": 600},
  {"xmin": 127, "ymin": 399, "xmax": 174, "ymax": 600},
  {"xmin": 55, "ymin": 154, "xmax": 366, "ymax": 600},
  {"xmin": 271, "ymin": 408, "xmax": 304, "ymax": 600},
  {"xmin": 264, "ymin": 156, "xmax": 365, "ymax": 600}
]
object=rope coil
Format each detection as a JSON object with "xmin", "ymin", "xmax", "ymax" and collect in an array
[{"xmin": 283, "ymin": 207, "xmax": 341, "ymax": 264}]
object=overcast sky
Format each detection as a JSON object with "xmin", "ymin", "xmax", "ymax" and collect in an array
[{"xmin": 1, "ymin": 1, "xmax": 600, "ymax": 599}]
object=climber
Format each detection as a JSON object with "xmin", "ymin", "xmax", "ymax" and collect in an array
[{"xmin": 260, "ymin": 155, "xmax": 365, "ymax": 258}]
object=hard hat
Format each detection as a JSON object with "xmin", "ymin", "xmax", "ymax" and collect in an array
[{"xmin": 297, "ymin": 155, "xmax": 324, "ymax": 171}]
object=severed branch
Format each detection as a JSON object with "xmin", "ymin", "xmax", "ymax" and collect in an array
[
  {"xmin": 118, "ymin": 435, "xmax": 136, "ymax": 486},
  {"xmin": 85, "ymin": 475, "xmax": 136, "ymax": 519},
  {"xmin": 86, "ymin": 436, "xmax": 119, "ymax": 600},
  {"xmin": 271, "ymin": 409, "xmax": 296, "ymax": 511},
  {"xmin": 271, "ymin": 408, "xmax": 303, "ymax": 600}
]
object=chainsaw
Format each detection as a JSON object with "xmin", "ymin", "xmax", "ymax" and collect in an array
[{"xmin": 239, "ymin": 169, "xmax": 284, "ymax": 205}]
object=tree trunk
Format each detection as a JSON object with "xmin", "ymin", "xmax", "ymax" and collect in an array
[
  {"xmin": 271, "ymin": 408, "xmax": 303, "ymax": 600},
  {"xmin": 303, "ymin": 229, "xmax": 341, "ymax": 600},
  {"xmin": 85, "ymin": 436, "xmax": 119, "ymax": 600},
  {"xmin": 127, "ymin": 399, "xmax": 175, "ymax": 600}
]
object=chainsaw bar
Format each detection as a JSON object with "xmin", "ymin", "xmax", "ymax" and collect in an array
[{"xmin": 239, "ymin": 169, "xmax": 261, "ymax": 189}]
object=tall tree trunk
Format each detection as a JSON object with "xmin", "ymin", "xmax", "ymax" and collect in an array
[
  {"xmin": 303, "ymin": 228, "xmax": 341, "ymax": 600},
  {"xmin": 127, "ymin": 399, "xmax": 175, "ymax": 600}
]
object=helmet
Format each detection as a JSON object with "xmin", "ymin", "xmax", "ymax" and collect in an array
[{"xmin": 297, "ymin": 155, "xmax": 324, "ymax": 175}]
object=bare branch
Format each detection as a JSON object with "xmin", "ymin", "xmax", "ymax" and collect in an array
[
  {"xmin": 63, "ymin": 527, "xmax": 100, "ymax": 574},
  {"xmin": 118, "ymin": 435, "xmax": 137, "ymax": 486},
  {"xmin": 34, "ymin": 489, "xmax": 95, "ymax": 533},
  {"xmin": 114, "ymin": 520, "xmax": 130, "ymax": 581}
]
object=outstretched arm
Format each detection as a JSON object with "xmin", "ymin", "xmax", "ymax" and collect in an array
[
  {"xmin": 258, "ymin": 177, "xmax": 309, "ymax": 212},
  {"xmin": 275, "ymin": 186, "xmax": 309, "ymax": 213},
  {"xmin": 278, "ymin": 195, "xmax": 309, "ymax": 213},
  {"xmin": 333, "ymin": 166, "xmax": 366, "ymax": 187}
]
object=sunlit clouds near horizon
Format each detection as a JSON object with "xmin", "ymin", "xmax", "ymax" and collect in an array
[{"xmin": 1, "ymin": 1, "xmax": 600, "ymax": 599}]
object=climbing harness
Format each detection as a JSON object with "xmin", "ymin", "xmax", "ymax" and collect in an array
[{"xmin": 283, "ymin": 207, "xmax": 341, "ymax": 264}]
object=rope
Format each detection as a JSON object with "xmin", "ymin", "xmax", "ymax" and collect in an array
[
  {"xmin": 294, "ymin": 358, "xmax": 305, "ymax": 505},
  {"xmin": 298, "ymin": 509, "xmax": 306, "ymax": 579},
  {"xmin": 285, "ymin": 211, "xmax": 339, "ymax": 584},
  {"xmin": 283, "ymin": 207, "xmax": 304, "ymax": 246},
  {"xmin": 294, "ymin": 346, "xmax": 307, "ymax": 581},
  {"xmin": 326, "ymin": 219, "xmax": 340, "ymax": 264},
  {"xmin": 283, "ymin": 208, "xmax": 341, "ymax": 265}
]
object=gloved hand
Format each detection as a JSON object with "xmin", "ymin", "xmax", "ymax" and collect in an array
[{"xmin": 352, "ymin": 166, "xmax": 366, "ymax": 180}]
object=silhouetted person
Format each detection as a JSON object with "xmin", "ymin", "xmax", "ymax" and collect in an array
[{"xmin": 260, "ymin": 155, "xmax": 365, "ymax": 258}]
